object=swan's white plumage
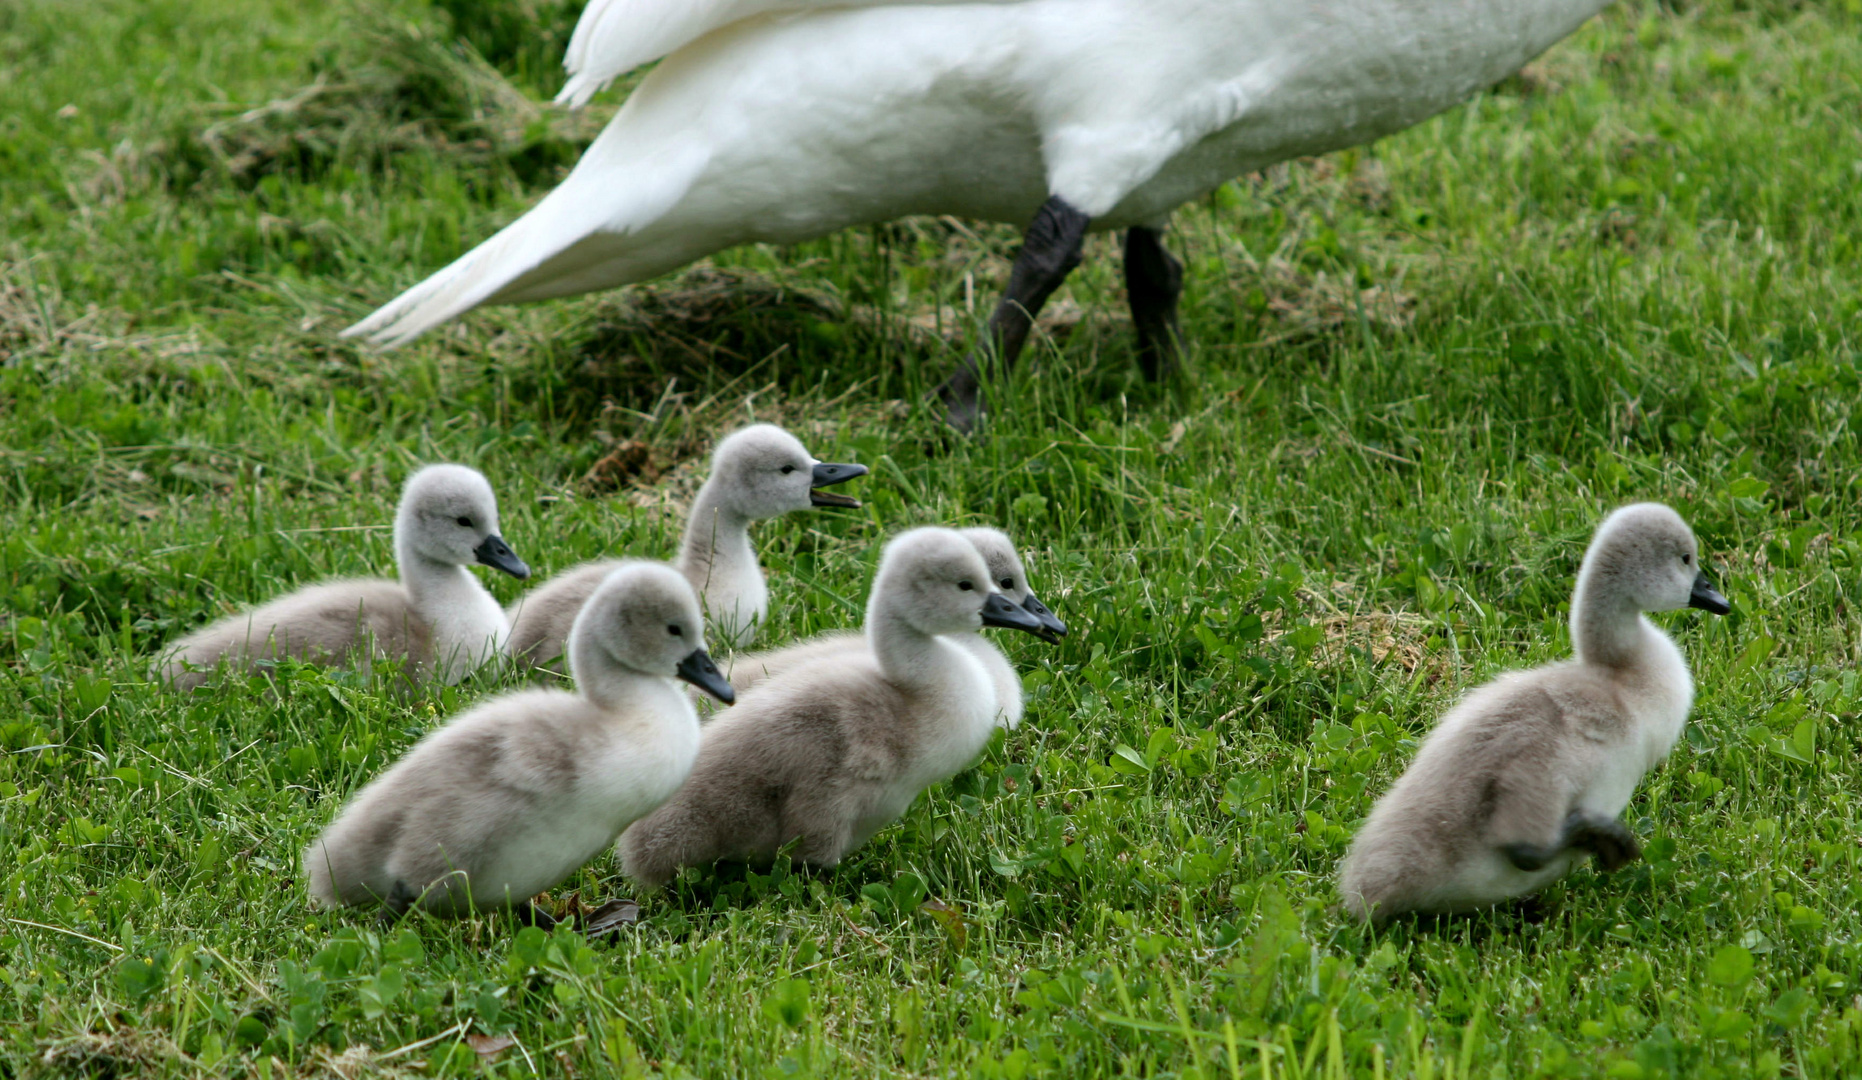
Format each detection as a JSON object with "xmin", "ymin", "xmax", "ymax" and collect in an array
[
  {"xmin": 349, "ymin": 0, "xmax": 1611, "ymax": 345},
  {"xmin": 557, "ymin": 0, "xmax": 1024, "ymax": 108}
]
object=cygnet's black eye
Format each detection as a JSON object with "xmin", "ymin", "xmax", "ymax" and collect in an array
[
  {"xmin": 1682, "ymin": 553, "xmax": 1692, "ymax": 565},
  {"xmin": 780, "ymin": 465, "xmax": 796, "ymax": 475},
  {"xmin": 957, "ymin": 580, "xmax": 974, "ymax": 591},
  {"xmin": 456, "ymin": 516, "xmax": 473, "ymax": 528},
  {"xmin": 668, "ymin": 624, "xmax": 684, "ymax": 637},
  {"xmin": 1000, "ymin": 578, "xmax": 1014, "ymax": 590}
]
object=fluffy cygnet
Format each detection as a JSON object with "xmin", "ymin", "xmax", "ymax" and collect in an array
[
  {"xmin": 506, "ymin": 424, "xmax": 865, "ymax": 668},
  {"xmin": 1337, "ymin": 503, "xmax": 1730, "ymax": 923},
  {"xmin": 727, "ymin": 526, "xmax": 1066, "ymax": 728},
  {"xmin": 619, "ymin": 526, "xmax": 1052, "ymax": 887},
  {"xmin": 303, "ymin": 561, "xmax": 735, "ymax": 920},
  {"xmin": 158, "ymin": 465, "xmax": 530, "ymax": 690}
]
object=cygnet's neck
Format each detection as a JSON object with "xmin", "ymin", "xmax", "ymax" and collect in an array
[
  {"xmin": 397, "ymin": 533, "xmax": 507, "ymax": 679},
  {"xmin": 676, "ymin": 480, "xmax": 761, "ymax": 640},
  {"xmin": 865, "ymin": 603, "xmax": 971, "ymax": 694},
  {"xmin": 678, "ymin": 481, "xmax": 755, "ymax": 576},
  {"xmin": 1569, "ymin": 567, "xmax": 1654, "ymax": 671},
  {"xmin": 568, "ymin": 635, "xmax": 676, "ymax": 714}
]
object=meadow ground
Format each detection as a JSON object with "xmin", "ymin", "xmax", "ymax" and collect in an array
[{"xmin": 3, "ymin": 0, "xmax": 1861, "ymax": 1075}]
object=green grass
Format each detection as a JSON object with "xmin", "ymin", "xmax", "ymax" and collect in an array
[{"xmin": 4, "ymin": 0, "xmax": 1862, "ymax": 1075}]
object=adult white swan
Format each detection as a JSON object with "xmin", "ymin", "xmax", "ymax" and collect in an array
[{"xmin": 347, "ymin": 0, "xmax": 1614, "ymax": 428}]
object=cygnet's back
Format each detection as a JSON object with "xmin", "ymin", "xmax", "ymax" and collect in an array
[
  {"xmin": 619, "ymin": 527, "xmax": 1051, "ymax": 887},
  {"xmin": 159, "ymin": 464, "xmax": 529, "ymax": 690},
  {"xmin": 725, "ymin": 526, "xmax": 1066, "ymax": 729},
  {"xmin": 303, "ymin": 562, "xmax": 733, "ymax": 917},
  {"xmin": 505, "ymin": 424, "xmax": 865, "ymax": 669},
  {"xmin": 1338, "ymin": 503, "xmax": 1729, "ymax": 922}
]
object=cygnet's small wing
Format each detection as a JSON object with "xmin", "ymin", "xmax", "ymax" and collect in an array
[
  {"xmin": 557, "ymin": 0, "xmax": 1030, "ymax": 107},
  {"xmin": 727, "ymin": 630, "xmax": 863, "ymax": 694},
  {"xmin": 506, "ymin": 560, "xmax": 626, "ymax": 668}
]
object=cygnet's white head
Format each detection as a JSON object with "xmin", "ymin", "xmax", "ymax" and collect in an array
[
  {"xmin": 568, "ymin": 561, "xmax": 735, "ymax": 702},
  {"xmin": 705, "ymin": 424, "xmax": 868, "ymax": 519},
  {"xmin": 873, "ymin": 527, "xmax": 1049, "ymax": 638},
  {"xmin": 395, "ymin": 464, "xmax": 530, "ymax": 579},
  {"xmin": 1575, "ymin": 503, "xmax": 1729, "ymax": 616},
  {"xmin": 959, "ymin": 527, "xmax": 1068, "ymax": 644}
]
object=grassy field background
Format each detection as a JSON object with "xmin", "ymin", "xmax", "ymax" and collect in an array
[{"xmin": 4, "ymin": 0, "xmax": 1862, "ymax": 1075}]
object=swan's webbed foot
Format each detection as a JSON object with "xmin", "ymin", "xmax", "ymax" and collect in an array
[
  {"xmin": 1501, "ymin": 840, "xmax": 1559, "ymax": 873},
  {"xmin": 1569, "ymin": 815, "xmax": 1641, "ymax": 872},
  {"xmin": 514, "ymin": 900, "xmax": 557, "ymax": 932},
  {"xmin": 1501, "ymin": 810, "xmax": 1641, "ymax": 874},
  {"xmin": 1124, "ymin": 226, "xmax": 1184, "ymax": 381},
  {"xmin": 936, "ymin": 361, "xmax": 987, "ymax": 435},
  {"xmin": 939, "ymin": 195, "xmax": 1091, "ymax": 433},
  {"xmin": 375, "ymin": 880, "xmax": 421, "ymax": 927}
]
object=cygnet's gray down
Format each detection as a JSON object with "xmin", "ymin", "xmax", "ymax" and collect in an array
[
  {"xmin": 157, "ymin": 464, "xmax": 529, "ymax": 690},
  {"xmin": 505, "ymin": 423, "xmax": 865, "ymax": 668},
  {"xmin": 1337, "ymin": 503, "xmax": 1730, "ymax": 922},
  {"xmin": 727, "ymin": 526, "xmax": 1066, "ymax": 728},
  {"xmin": 303, "ymin": 562, "xmax": 734, "ymax": 921},
  {"xmin": 618, "ymin": 527, "xmax": 1054, "ymax": 887}
]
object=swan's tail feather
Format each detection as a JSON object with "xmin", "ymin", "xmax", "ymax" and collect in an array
[
  {"xmin": 557, "ymin": 0, "xmax": 786, "ymax": 109},
  {"xmin": 554, "ymin": 0, "xmax": 1015, "ymax": 109},
  {"xmin": 343, "ymin": 143, "xmax": 709, "ymax": 346}
]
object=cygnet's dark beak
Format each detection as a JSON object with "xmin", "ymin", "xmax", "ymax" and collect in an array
[
  {"xmin": 809, "ymin": 462, "xmax": 868, "ymax": 508},
  {"xmin": 1019, "ymin": 592, "xmax": 1068, "ymax": 645},
  {"xmin": 980, "ymin": 592, "xmax": 1046, "ymax": 637},
  {"xmin": 473, "ymin": 535, "xmax": 530, "ymax": 580},
  {"xmin": 1688, "ymin": 573, "xmax": 1730, "ymax": 615},
  {"xmin": 676, "ymin": 648, "xmax": 736, "ymax": 704}
]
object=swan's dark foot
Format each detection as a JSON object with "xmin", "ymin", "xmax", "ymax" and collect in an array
[
  {"xmin": 1570, "ymin": 816, "xmax": 1641, "ymax": 872},
  {"xmin": 936, "ymin": 360, "xmax": 987, "ymax": 435},
  {"xmin": 1501, "ymin": 839, "xmax": 1560, "ymax": 873},
  {"xmin": 514, "ymin": 900, "xmax": 557, "ymax": 931},
  {"xmin": 1501, "ymin": 810, "xmax": 1641, "ymax": 873},
  {"xmin": 939, "ymin": 195, "xmax": 1091, "ymax": 432},
  {"xmin": 581, "ymin": 898, "xmax": 641, "ymax": 938},
  {"xmin": 374, "ymin": 880, "xmax": 421, "ymax": 927},
  {"xmin": 1125, "ymin": 225, "xmax": 1184, "ymax": 381}
]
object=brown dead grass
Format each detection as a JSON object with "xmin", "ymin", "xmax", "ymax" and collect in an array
[
  {"xmin": 37, "ymin": 1027, "xmax": 181, "ymax": 1077},
  {"xmin": 118, "ymin": 10, "xmax": 614, "ymax": 199},
  {"xmin": 0, "ymin": 257, "xmax": 206, "ymax": 366}
]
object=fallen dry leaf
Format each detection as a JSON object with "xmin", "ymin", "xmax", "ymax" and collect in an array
[
  {"xmin": 467, "ymin": 1034, "xmax": 515, "ymax": 1058},
  {"xmin": 582, "ymin": 898, "xmax": 641, "ymax": 938},
  {"xmin": 919, "ymin": 899, "xmax": 969, "ymax": 950},
  {"xmin": 582, "ymin": 439, "xmax": 661, "ymax": 494}
]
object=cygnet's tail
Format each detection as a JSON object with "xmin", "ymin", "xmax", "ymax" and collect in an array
[
  {"xmin": 302, "ymin": 819, "xmax": 393, "ymax": 909},
  {"xmin": 343, "ymin": 136, "xmax": 710, "ymax": 346},
  {"xmin": 1336, "ymin": 834, "xmax": 1436, "ymax": 924},
  {"xmin": 302, "ymin": 834, "xmax": 353, "ymax": 909}
]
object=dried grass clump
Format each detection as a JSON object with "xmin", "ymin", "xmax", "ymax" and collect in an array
[{"xmin": 142, "ymin": 11, "xmax": 609, "ymax": 195}]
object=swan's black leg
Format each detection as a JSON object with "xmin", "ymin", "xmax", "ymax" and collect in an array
[
  {"xmin": 514, "ymin": 900, "xmax": 558, "ymax": 931},
  {"xmin": 938, "ymin": 195, "xmax": 1091, "ymax": 432},
  {"xmin": 1568, "ymin": 815, "xmax": 1642, "ymax": 872},
  {"xmin": 1501, "ymin": 839, "xmax": 1558, "ymax": 873},
  {"xmin": 1124, "ymin": 225, "xmax": 1183, "ymax": 381},
  {"xmin": 375, "ymin": 880, "xmax": 420, "ymax": 927},
  {"xmin": 1502, "ymin": 810, "xmax": 1641, "ymax": 873}
]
